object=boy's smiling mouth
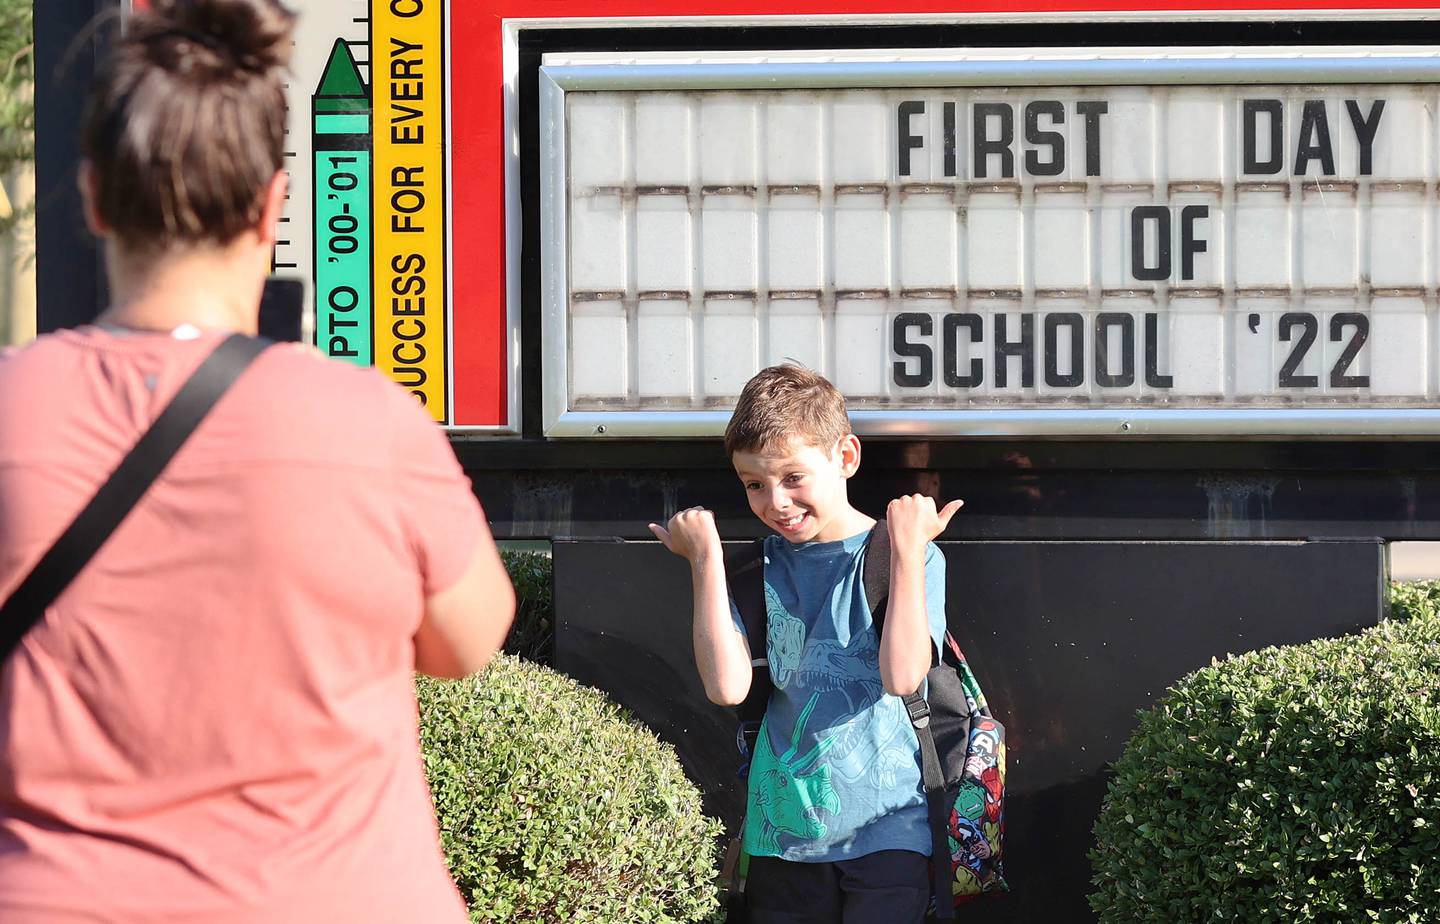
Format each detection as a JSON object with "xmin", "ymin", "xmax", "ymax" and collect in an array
[{"xmin": 775, "ymin": 512, "xmax": 810, "ymax": 534}]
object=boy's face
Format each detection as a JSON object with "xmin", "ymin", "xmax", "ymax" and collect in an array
[{"xmin": 732, "ymin": 434, "xmax": 862, "ymax": 544}]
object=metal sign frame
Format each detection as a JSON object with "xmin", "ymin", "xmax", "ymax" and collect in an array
[{"xmin": 540, "ymin": 45, "xmax": 1440, "ymax": 438}]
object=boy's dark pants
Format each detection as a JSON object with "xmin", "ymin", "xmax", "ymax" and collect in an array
[{"xmin": 746, "ymin": 849, "xmax": 930, "ymax": 924}]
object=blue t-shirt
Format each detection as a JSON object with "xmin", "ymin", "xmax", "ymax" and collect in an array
[{"xmin": 733, "ymin": 527, "xmax": 948, "ymax": 862}]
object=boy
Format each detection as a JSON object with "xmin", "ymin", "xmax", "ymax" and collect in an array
[{"xmin": 649, "ymin": 365, "xmax": 961, "ymax": 924}]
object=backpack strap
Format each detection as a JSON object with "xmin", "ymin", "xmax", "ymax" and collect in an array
[
  {"xmin": 725, "ymin": 540, "xmax": 771, "ymax": 775},
  {"xmin": 0, "ymin": 333, "xmax": 270, "ymax": 664},
  {"xmin": 864, "ymin": 520, "xmax": 956, "ymax": 920},
  {"xmin": 723, "ymin": 541, "xmax": 770, "ymax": 913}
]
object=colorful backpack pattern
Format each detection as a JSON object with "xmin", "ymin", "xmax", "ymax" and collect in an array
[
  {"xmin": 861, "ymin": 523, "xmax": 1008, "ymax": 917},
  {"xmin": 934, "ymin": 641, "xmax": 1008, "ymax": 905}
]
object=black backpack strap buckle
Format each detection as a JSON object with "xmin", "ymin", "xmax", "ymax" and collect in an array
[{"xmin": 904, "ymin": 694, "xmax": 931, "ymax": 729}]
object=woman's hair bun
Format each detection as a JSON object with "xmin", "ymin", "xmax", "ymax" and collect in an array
[{"xmin": 144, "ymin": 0, "xmax": 297, "ymax": 73}]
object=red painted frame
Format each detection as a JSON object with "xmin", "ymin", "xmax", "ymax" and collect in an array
[{"xmin": 137, "ymin": 0, "xmax": 1440, "ymax": 427}]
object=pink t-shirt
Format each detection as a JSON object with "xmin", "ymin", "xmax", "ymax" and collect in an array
[{"xmin": 0, "ymin": 327, "xmax": 481, "ymax": 923}]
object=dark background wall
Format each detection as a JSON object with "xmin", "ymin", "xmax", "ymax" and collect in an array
[
  {"xmin": 460, "ymin": 438, "xmax": 1440, "ymax": 542},
  {"xmin": 556, "ymin": 539, "xmax": 1385, "ymax": 922},
  {"xmin": 34, "ymin": 1, "xmax": 114, "ymax": 334}
]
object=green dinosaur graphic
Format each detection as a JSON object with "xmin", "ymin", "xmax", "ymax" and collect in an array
[
  {"xmin": 746, "ymin": 693, "xmax": 841, "ymax": 855},
  {"xmin": 765, "ymin": 583, "xmax": 806, "ymax": 689}
]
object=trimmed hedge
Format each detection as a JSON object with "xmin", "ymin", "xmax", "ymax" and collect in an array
[
  {"xmin": 419, "ymin": 655, "xmax": 723, "ymax": 924},
  {"xmin": 1389, "ymin": 579, "xmax": 1440, "ymax": 624},
  {"xmin": 499, "ymin": 549, "xmax": 554, "ymax": 665},
  {"xmin": 1090, "ymin": 606, "xmax": 1440, "ymax": 922}
]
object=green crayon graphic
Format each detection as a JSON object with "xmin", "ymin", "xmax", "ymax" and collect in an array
[{"xmin": 312, "ymin": 39, "xmax": 373, "ymax": 366}]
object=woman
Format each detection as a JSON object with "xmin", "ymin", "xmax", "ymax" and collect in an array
[{"xmin": 0, "ymin": 1, "xmax": 515, "ymax": 920}]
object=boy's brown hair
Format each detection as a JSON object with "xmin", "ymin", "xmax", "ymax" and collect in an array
[{"xmin": 724, "ymin": 364, "xmax": 852, "ymax": 457}]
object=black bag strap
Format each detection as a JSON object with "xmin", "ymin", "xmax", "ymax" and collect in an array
[
  {"xmin": 861, "ymin": 518, "xmax": 890, "ymax": 630},
  {"xmin": 864, "ymin": 520, "xmax": 956, "ymax": 920},
  {"xmin": 724, "ymin": 541, "xmax": 769, "ymax": 921},
  {"xmin": 726, "ymin": 541, "xmax": 771, "ymax": 767},
  {"xmin": 0, "ymin": 333, "xmax": 269, "ymax": 663}
]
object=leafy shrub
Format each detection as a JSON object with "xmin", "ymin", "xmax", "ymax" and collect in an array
[
  {"xmin": 1090, "ymin": 611, "xmax": 1440, "ymax": 922},
  {"xmin": 500, "ymin": 549, "xmax": 554, "ymax": 665},
  {"xmin": 0, "ymin": 0, "xmax": 31, "ymax": 238},
  {"xmin": 419, "ymin": 655, "xmax": 723, "ymax": 923},
  {"xmin": 1389, "ymin": 579, "xmax": 1440, "ymax": 624}
]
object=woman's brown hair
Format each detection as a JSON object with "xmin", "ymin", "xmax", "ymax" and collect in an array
[{"xmin": 82, "ymin": 0, "xmax": 297, "ymax": 249}]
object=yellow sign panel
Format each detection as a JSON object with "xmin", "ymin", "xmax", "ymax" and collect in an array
[{"xmin": 372, "ymin": 0, "xmax": 447, "ymax": 420}]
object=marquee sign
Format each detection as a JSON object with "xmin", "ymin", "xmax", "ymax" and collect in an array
[
  {"xmin": 541, "ymin": 48, "xmax": 1440, "ymax": 436},
  {"xmin": 130, "ymin": 1, "xmax": 1440, "ymax": 436}
]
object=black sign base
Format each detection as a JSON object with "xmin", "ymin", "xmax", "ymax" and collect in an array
[{"xmin": 555, "ymin": 538, "xmax": 1383, "ymax": 922}]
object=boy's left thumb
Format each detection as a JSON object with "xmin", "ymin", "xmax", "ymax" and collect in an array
[{"xmin": 938, "ymin": 499, "xmax": 965, "ymax": 529}]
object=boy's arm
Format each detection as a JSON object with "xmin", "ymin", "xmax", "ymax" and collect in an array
[
  {"xmin": 880, "ymin": 494, "xmax": 963, "ymax": 696},
  {"xmin": 649, "ymin": 507, "xmax": 754, "ymax": 706}
]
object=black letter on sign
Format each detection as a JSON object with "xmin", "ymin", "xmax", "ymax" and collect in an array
[
  {"xmin": 943, "ymin": 102, "xmax": 958, "ymax": 178},
  {"xmin": 1243, "ymin": 99, "xmax": 1284, "ymax": 175},
  {"xmin": 898, "ymin": 101, "xmax": 926, "ymax": 178},
  {"xmin": 893, "ymin": 312, "xmax": 933, "ymax": 387},
  {"xmin": 1094, "ymin": 313, "xmax": 1135, "ymax": 387},
  {"xmin": 1024, "ymin": 101, "xmax": 1065, "ymax": 177},
  {"xmin": 1131, "ymin": 206, "xmax": 1172, "ymax": 281},
  {"xmin": 1144, "ymin": 313, "xmax": 1174, "ymax": 389},
  {"xmin": 1294, "ymin": 100, "xmax": 1336, "ymax": 176},
  {"xmin": 1278, "ymin": 312, "xmax": 1320, "ymax": 388},
  {"xmin": 1346, "ymin": 99, "xmax": 1385, "ymax": 176},
  {"xmin": 973, "ymin": 103, "xmax": 1015, "ymax": 179},
  {"xmin": 943, "ymin": 313, "xmax": 984, "ymax": 388},
  {"xmin": 1181, "ymin": 205, "xmax": 1209, "ymax": 281},
  {"xmin": 994, "ymin": 313, "xmax": 1034, "ymax": 388},
  {"xmin": 1044, "ymin": 313, "xmax": 1085, "ymax": 387},
  {"xmin": 1076, "ymin": 101, "xmax": 1108, "ymax": 176},
  {"xmin": 1329, "ymin": 312, "xmax": 1370, "ymax": 388}
]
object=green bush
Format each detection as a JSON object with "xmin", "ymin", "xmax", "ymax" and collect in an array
[
  {"xmin": 1389, "ymin": 579, "xmax": 1440, "ymax": 624},
  {"xmin": 419, "ymin": 655, "xmax": 723, "ymax": 923},
  {"xmin": 1090, "ymin": 610, "xmax": 1440, "ymax": 922},
  {"xmin": 0, "ymin": 0, "xmax": 31, "ymax": 236},
  {"xmin": 499, "ymin": 549, "xmax": 554, "ymax": 665}
]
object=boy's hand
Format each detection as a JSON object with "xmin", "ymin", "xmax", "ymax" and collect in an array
[
  {"xmin": 887, "ymin": 493, "xmax": 964, "ymax": 556},
  {"xmin": 649, "ymin": 507, "xmax": 723, "ymax": 563}
]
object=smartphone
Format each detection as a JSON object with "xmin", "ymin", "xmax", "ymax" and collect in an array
[{"xmin": 258, "ymin": 277, "xmax": 305, "ymax": 343}]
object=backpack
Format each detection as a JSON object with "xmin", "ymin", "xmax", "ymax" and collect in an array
[{"xmin": 724, "ymin": 521, "xmax": 1008, "ymax": 920}]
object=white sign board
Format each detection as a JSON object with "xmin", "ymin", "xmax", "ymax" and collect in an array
[{"xmin": 540, "ymin": 48, "xmax": 1440, "ymax": 437}]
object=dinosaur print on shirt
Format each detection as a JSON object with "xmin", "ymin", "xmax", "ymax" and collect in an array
[
  {"xmin": 745, "ymin": 693, "xmax": 840, "ymax": 855},
  {"xmin": 765, "ymin": 582, "xmax": 806, "ymax": 689}
]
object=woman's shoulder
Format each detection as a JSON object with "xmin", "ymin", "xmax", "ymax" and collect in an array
[
  {"xmin": 0, "ymin": 330, "xmax": 104, "ymax": 411},
  {"xmin": 243, "ymin": 343, "xmax": 449, "ymax": 456},
  {"xmin": 256, "ymin": 341, "xmax": 436, "ymax": 399},
  {"xmin": 244, "ymin": 342, "xmax": 427, "ymax": 428},
  {"xmin": 0, "ymin": 328, "xmax": 85, "ymax": 369}
]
